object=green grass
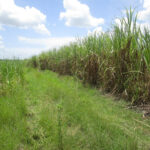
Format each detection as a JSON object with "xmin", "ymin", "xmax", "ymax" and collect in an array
[
  {"xmin": 0, "ymin": 60, "xmax": 26, "ymax": 150},
  {"xmin": 0, "ymin": 60, "xmax": 24, "ymax": 95},
  {"xmin": 0, "ymin": 67, "xmax": 150, "ymax": 149},
  {"xmin": 16, "ymin": 69, "xmax": 150, "ymax": 150},
  {"xmin": 0, "ymin": 83, "xmax": 27, "ymax": 150}
]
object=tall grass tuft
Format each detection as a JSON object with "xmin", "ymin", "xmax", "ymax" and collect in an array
[
  {"xmin": 29, "ymin": 9, "xmax": 150, "ymax": 105},
  {"xmin": 0, "ymin": 60, "xmax": 24, "ymax": 95}
]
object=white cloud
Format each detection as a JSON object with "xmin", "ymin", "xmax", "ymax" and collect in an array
[
  {"xmin": 0, "ymin": 0, "xmax": 50, "ymax": 35},
  {"xmin": 0, "ymin": 35, "xmax": 76, "ymax": 59},
  {"xmin": 114, "ymin": 18, "xmax": 127, "ymax": 31},
  {"xmin": 33, "ymin": 24, "xmax": 50, "ymax": 35},
  {"xmin": 114, "ymin": 18, "xmax": 121, "ymax": 27},
  {"xmin": 0, "ymin": 36, "xmax": 76, "ymax": 59},
  {"xmin": 139, "ymin": 0, "xmax": 150, "ymax": 22},
  {"xmin": 18, "ymin": 36, "xmax": 75, "ymax": 49},
  {"xmin": 142, "ymin": 0, "xmax": 150, "ymax": 8},
  {"xmin": 0, "ymin": 47, "xmax": 44, "ymax": 59},
  {"xmin": 60, "ymin": 0, "xmax": 104, "ymax": 28},
  {"xmin": 88, "ymin": 26, "xmax": 103, "ymax": 36}
]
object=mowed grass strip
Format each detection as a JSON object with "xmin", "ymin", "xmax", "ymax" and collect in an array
[{"xmin": 24, "ymin": 69, "xmax": 150, "ymax": 150}]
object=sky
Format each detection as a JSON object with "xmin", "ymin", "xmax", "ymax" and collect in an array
[{"xmin": 0, "ymin": 0, "xmax": 149, "ymax": 59}]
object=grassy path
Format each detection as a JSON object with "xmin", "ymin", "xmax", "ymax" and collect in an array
[
  {"xmin": 23, "ymin": 69, "xmax": 150, "ymax": 150},
  {"xmin": 1, "ymin": 69, "xmax": 150, "ymax": 150}
]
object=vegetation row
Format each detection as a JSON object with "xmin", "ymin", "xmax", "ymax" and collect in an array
[{"xmin": 29, "ymin": 9, "xmax": 150, "ymax": 105}]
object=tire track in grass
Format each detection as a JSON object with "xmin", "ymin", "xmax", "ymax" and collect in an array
[
  {"xmin": 21, "ymin": 70, "xmax": 49, "ymax": 150},
  {"xmin": 24, "ymin": 70, "xmax": 63, "ymax": 150},
  {"xmin": 25, "ymin": 85, "xmax": 46, "ymax": 150}
]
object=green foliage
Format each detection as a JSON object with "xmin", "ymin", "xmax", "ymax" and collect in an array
[
  {"xmin": 0, "ymin": 60, "xmax": 24, "ymax": 95},
  {"xmin": 30, "ymin": 9, "xmax": 150, "ymax": 104},
  {"xmin": 0, "ymin": 66, "xmax": 149, "ymax": 149},
  {"xmin": 0, "ymin": 60, "xmax": 27, "ymax": 150},
  {"xmin": 0, "ymin": 87, "xmax": 27, "ymax": 150}
]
